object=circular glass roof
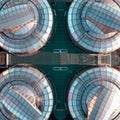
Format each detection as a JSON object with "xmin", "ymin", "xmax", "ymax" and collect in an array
[
  {"xmin": 3, "ymin": 1, "xmax": 39, "ymax": 39},
  {"xmin": 68, "ymin": 67, "xmax": 120, "ymax": 120},
  {"xmin": 0, "ymin": 0, "xmax": 53, "ymax": 56},
  {"xmin": 67, "ymin": 0, "xmax": 120, "ymax": 53},
  {"xmin": 0, "ymin": 65, "xmax": 54, "ymax": 120}
]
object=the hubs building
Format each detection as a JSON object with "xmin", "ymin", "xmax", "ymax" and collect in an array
[
  {"xmin": 68, "ymin": 67, "xmax": 120, "ymax": 120},
  {"xmin": 0, "ymin": 65, "xmax": 54, "ymax": 120},
  {"xmin": 0, "ymin": 0, "xmax": 53, "ymax": 56},
  {"xmin": 67, "ymin": 0, "xmax": 120, "ymax": 53},
  {"xmin": 0, "ymin": 0, "xmax": 120, "ymax": 120}
]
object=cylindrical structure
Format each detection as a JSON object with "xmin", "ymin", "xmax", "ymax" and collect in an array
[
  {"xmin": 68, "ymin": 67, "xmax": 120, "ymax": 120},
  {"xmin": 0, "ymin": 0, "xmax": 54, "ymax": 56},
  {"xmin": 67, "ymin": 0, "xmax": 120, "ymax": 53},
  {"xmin": 0, "ymin": 65, "xmax": 54, "ymax": 120}
]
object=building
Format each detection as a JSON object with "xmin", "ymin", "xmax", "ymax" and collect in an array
[
  {"xmin": 0, "ymin": 0, "xmax": 120, "ymax": 120},
  {"xmin": 67, "ymin": 0, "xmax": 120, "ymax": 53},
  {"xmin": 0, "ymin": 64, "xmax": 54, "ymax": 120},
  {"xmin": 68, "ymin": 67, "xmax": 120, "ymax": 120},
  {"xmin": 0, "ymin": 0, "xmax": 53, "ymax": 56}
]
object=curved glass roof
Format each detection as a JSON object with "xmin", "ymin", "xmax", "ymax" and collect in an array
[
  {"xmin": 67, "ymin": 0, "xmax": 120, "ymax": 53},
  {"xmin": 0, "ymin": 0, "xmax": 53, "ymax": 56},
  {"xmin": 0, "ymin": 65, "xmax": 54, "ymax": 120},
  {"xmin": 68, "ymin": 67, "xmax": 120, "ymax": 120}
]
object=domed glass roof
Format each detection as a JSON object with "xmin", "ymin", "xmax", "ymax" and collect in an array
[
  {"xmin": 67, "ymin": 0, "xmax": 120, "ymax": 53},
  {"xmin": 0, "ymin": 65, "xmax": 54, "ymax": 120},
  {"xmin": 0, "ymin": 0, "xmax": 54, "ymax": 56},
  {"xmin": 68, "ymin": 67, "xmax": 120, "ymax": 120}
]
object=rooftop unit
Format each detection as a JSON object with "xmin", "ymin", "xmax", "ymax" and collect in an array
[{"xmin": 0, "ymin": 52, "xmax": 9, "ymax": 68}]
